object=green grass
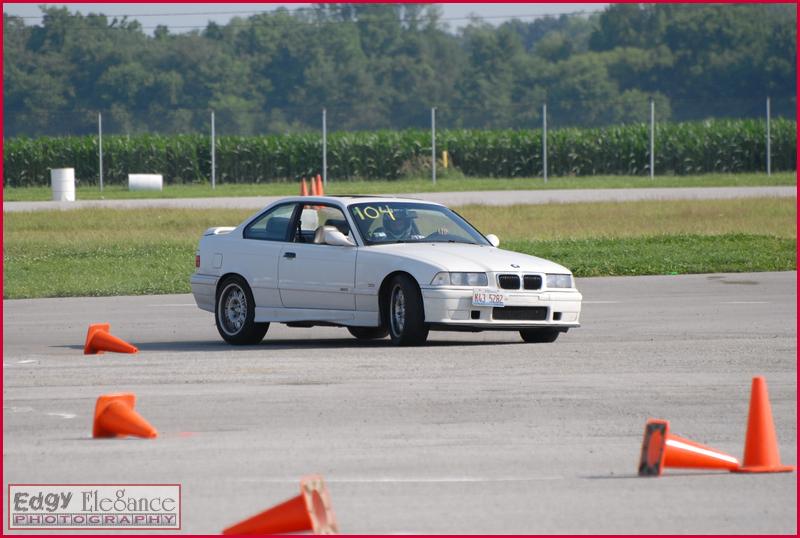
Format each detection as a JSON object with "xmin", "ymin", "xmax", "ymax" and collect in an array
[
  {"xmin": 5, "ymin": 241, "xmax": 191, "ymax": 298},
  {"xmin": 459, "ymin": 198, "xmax": 797, "ymax": 239},
  {"xmin": 506, "ymin": 235, "xmax": 796, "ymax": 277},
  {"xmin": 3, "ymin": 172, "xmax": 795, "ymax": 201},
  {"xmin": 4, "ymin": 198, "xmax": 796, "ymax": 299}
]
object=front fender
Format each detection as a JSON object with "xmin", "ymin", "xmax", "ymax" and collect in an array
[{"xmin": 354, "ymin": 249, "xmax": 443, "ymax": 311}]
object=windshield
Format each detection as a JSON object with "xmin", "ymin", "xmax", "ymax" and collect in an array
[{"xmin": 348, "ymin": 202, "xmax": 489, "ymax": 246}]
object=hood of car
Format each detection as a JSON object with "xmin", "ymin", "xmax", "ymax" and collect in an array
[{"xmin": 368, "ymin": 242, "xmax": 572, "ymax": 274}]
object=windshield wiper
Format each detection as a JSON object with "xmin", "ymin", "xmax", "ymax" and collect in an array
[{"xmin": 370, "ymin": 239, "xmax": 476, "ymax": 245}]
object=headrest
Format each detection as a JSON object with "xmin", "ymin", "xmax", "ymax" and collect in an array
[{"xmin": 325, "ymin": 218, "xmax": 349, "ymax": 235}]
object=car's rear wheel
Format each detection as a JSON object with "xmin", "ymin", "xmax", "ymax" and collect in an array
[
  {"xmin": 519, "ymin": 328, "xmax": 560, "ymax": 343},
  {"xmin": 347, "ymin": 326, "xmax": 389, "ymax": 340},
  {"xmin": 216, "ymin": 276, "xmax": 269, "ymax": 345},
  {"xmin": 387, "ymin": 275, "xmax": 429, "ymax": 346}
]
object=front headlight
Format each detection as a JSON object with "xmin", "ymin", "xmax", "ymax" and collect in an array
[
  {"xmin": 546, "ymin": 274, "xmax": 573, "ymax": 288},
  {"xmin": 430, "ymin": 272, "xmax": 451, "ymax": 286},
  {"xmin": 430, "ymin": 272, "xmax": 488, "ymax": 286},
  {"xmin": 451, "ymin": 272, "xmax": 488, "ymax": 286}
]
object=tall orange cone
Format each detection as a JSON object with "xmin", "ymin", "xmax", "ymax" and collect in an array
[
  {"xmin": 84, "ymin": 323, "xmax": 138, "ymax": 354},
  {"xmin": 733, "ymin": 376, "xmax": 794, "ymax": 473},
  {"xmin": 300, "ymin": 178, "xmax": 309, "ymax": 196},
  {"xmin": 310, "ymin": 176, "xmax": 319, "ymax": 196},
  {"xmin": 93, "ymin": 393, "xmax": 158, "ymax": 438},
  {"xmin": 223, "ymin": 475, "xmax": 338, "ymax": 535},
  {"xmin": 638, "ymin": 419, "xmax": 740, "ymax": 476},
  {"xmin": 316, "ymin": 174, "xmax": 324, "ymax": 196}
]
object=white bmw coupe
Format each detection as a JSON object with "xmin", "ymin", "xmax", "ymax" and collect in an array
[{"xmin": 191, "ymin": 196, "xmax": 582, "ymax": 346}]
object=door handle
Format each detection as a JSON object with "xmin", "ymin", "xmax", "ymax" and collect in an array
[{"xmin": 283, "ymin": 252, "xmax": 296, "ymax": 259}]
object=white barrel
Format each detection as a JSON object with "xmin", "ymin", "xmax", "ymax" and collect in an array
[
  {"xmin": 50, "ymin": 168, "xmax": 76, "ymax": 202},
  {"xmin": 128, "ymin": 174, "xmax": 163, "ymax": 191}
]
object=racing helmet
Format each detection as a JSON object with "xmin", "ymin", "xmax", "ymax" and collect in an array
[{"xmin": 383, "ymin": 208, "xmax": 413, "ymax": 238}]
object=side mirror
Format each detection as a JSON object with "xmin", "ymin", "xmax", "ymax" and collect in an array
[
  {"xmin": 485, "ymin": 234, "xmax": 500, "ymax": 247},
  {"xmin": 323, "ymin": 226, "xmax": 355, "ymax": 247}
]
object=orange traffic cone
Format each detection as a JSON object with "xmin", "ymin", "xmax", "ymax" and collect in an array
[
  {"xmin": 93, "ymin": 393, "xmax": 158, "ymax": 438},
  {"xmin": 300, "ymin": 178, "xmax": 309, "ymax": 196},
  {"xmin": 84, "ymin": 323, "xmax": 138, "ymax": 354},
  {"xmin": 733, "ymin": 376, "xmax": 794, "ymax": 473},
  {"xmin": 638, "ymin": 419, "xmax": 740, "ymax": 476},
  {"xmin": 223, "ymin": 475, "xmax": 338, "ymax": 535},
  {"xmin": 310, "ymin": 176, "xmax": 319, "ymax": 196},
  {"xmin": 316, "ymin": 174, "xmax": 324, "ymax": 196}
]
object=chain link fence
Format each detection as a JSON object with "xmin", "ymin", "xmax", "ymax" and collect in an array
[{"xmin": 3, "ymin": 95, "xmax": 796, "ymax": 188}]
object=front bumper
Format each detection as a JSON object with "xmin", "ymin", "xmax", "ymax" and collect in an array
[{"xmin": 420, "ymin": 287, "xmax": 582, "ymax": 330}]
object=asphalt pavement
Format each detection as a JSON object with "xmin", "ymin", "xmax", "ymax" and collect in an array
[
  {"xmin": 2, "ymin": 272, "xmax": 797, "ymax": 533},
  {"xmin": 3, "ymin": 185, "xmax": 796, "ymax": 212}
]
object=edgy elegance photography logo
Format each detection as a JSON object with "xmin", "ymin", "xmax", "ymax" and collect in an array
[{"xmin": 8, "ymin": 484, "xmax": 181, "ymax": 530}]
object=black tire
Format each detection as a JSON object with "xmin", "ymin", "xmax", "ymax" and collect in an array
[
  {"xmin": 519, "ymin": 328, "xmax": 560, "ymax": 343},
  {"xmin": 215, "ymin": 276, "xmax": 269, "ymax": 345},
  {"xmin": 347, "ymin": 326, "xmax": 389, "ymax": 340},
  {"xmin": 386, "ymin": 274, "xmax": 429, "ymax": 346}
]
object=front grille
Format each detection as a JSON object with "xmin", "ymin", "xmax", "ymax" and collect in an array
[
  {"xmin": 497, "ymin": 274, "xmax": 520, "ymax": 290},
  {"xmin": 523, "ymin": 275, "xmax": 542, "ymax": 290},
  {"xmin": 492, "ymin": 306, "xmax": 548, "ymax": 321}
]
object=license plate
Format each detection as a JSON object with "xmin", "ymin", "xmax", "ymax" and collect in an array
[{"xmin": 472, "ymin": 289, "xmax": 505, "ymax": 307}]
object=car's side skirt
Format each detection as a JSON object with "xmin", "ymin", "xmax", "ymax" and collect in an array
[{"xmin": 254, "ymin": 306, "xmax": 380, "ymax": 327}]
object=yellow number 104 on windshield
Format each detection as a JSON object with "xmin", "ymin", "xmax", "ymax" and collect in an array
[{"xmin": 353, "ymin": 205, "xmax": 395, "ymax": 220}]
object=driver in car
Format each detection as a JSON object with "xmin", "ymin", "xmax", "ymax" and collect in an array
[{"xmin": 371, "ymin": 210, "xmax": 448, "ymax": 241}]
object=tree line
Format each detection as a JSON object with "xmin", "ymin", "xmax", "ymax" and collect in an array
[{"xmin": 3, "ymin": 3, "xmax": 796, "ymax": 137}]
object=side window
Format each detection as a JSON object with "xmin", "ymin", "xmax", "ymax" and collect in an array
[
  {"xmin": 243, "ymin": 204, "xmax": 296, "ymax": 241},
  {"xmin": 292, "ymin": 204, "xmax": 351, "ymax": 244}
]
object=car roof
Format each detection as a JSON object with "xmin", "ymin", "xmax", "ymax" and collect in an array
[{"xmin": 280, "ymin": 195, "xmax": 445, "ymax": 207}]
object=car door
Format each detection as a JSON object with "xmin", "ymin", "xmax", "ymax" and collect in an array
[
  {"xmin": 239, "ymin": 202, "xmax": 298, "ymax": 307},
  {"xmin": 278, "ymin": 204, "xmax": 357, "ymax": 310}
]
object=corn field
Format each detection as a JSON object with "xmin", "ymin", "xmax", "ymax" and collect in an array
[{"xmin": 3, "ymin": 119, "xmax": 795, "ymax": 187}]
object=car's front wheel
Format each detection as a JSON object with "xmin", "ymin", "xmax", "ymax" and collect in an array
[
  {"xmin": 215, "ymin": 276, "xmax": 269, "ymax": 345},
  {"xmin": 519, "ymin": 328, "xmax": 560, "ymax": 343},
  {"xmin": 386, "ymin": 275, "xmax": 429, "ymax": 346},
  {"xmin": 347, "ymin": 326, "xmax": 389, "ymax": 340}
]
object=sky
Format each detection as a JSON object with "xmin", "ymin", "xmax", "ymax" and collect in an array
[{"xmin": 3, "ymin": 3, "xmax": 608, "ymax": 33}]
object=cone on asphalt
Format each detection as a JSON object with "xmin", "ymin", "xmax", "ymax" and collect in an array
[
  {"xmin": 733, "ymin": 376, "xmax": 795, "ymax": 473},
  {"xmin": 638, "ymin": 419, "xmax": 740, "ymax": 476},
  {"xmin": 300, "ymin": 178, "xmax": 309, "ymax": 196},
  {"xmin": 222, "ymin": 475, "xmax": 338, "ymax": 535},
  {"xmin": 316, "ymin": 174, "xmax": 324, "ymax": 196},
  {"xmin": 310, "ymin": 176, "xmax": 319, "ymax": 196},
  {"xmin": 93, "ymin": 393, "xmax": 158, "ymax": 438},
  {"xmin": 84, "ymin": 323, "xmax": 138, "ymax": 354}
]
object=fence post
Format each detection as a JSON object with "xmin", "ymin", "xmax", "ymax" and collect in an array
[
  {"xmin": 431, "ymin": 107, "xmax": 437, "ymax": 185},
  {"xmin": 98, "ymin": 112, "xmax": 103, "ymax": 192},
  {"xmin": 766, "ymin": 97, "xmax": 771, "ymax": 176},
  {"xmin": 649, "ymin": 96, "xmax": 655, "ymax": 179},
  {"xmin": 211, "ymin": 110, "xmax": 216, "ymax": 189},
  {"xmin": 542, "ymin": 103, "xmax": 548, "ymax": 183},
  {"xmin": 322, "ymin": 108, "xmax": 328, "ymax": 186}
]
